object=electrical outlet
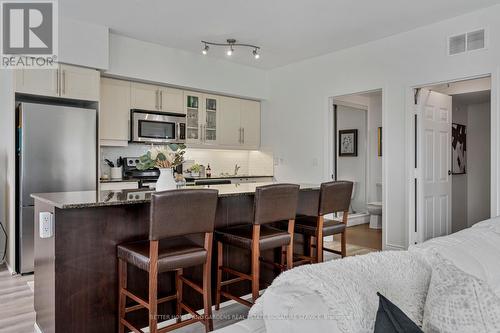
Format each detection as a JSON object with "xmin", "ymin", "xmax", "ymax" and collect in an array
[{"xmin": 39, "ymin": 212, "xmax": 53, "ymax": 238}]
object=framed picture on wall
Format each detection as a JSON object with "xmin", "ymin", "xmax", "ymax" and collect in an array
[
  {"xmin": 378, "ymin": 127, "xmax": 382, "ymax": 157},
  {"xmin": 339, "ymin": 129, "xmax": 358, "ymax": 157},
  {"xmin": 452, "ymin": 123, "xmax": 466, "ymax": 174}
]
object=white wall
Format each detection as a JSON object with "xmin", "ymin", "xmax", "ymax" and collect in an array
[
  {"xmin": 106, "ymin": 34, "xmax": 268, "ymax": 100},
  {"xmin": 59, "ymin": 18, "xmax": 109, "ymax": 70},
  {"xmin": 263, "ymin": 5, "xmax": 500, "ymax": 249},
  {"xmin": 467, "ymin": 102, "xmax": 491, "ymax": 226},
  {"xmin": 336, "ymin": 105, "xmax": 367, "ymax": 213},
  {"xmin": 0, "ymin": 70, "xmax": 15, "ymax": 267},
  {"xmin": 451, "ymin": 102, "xmax": 468, "ymax": 232}
]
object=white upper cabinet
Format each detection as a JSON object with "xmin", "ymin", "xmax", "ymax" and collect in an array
[
  {"xmin": 99, "ymin": 78, "xmax": 131, "ymax": 145},
  {"xmin": 131, "ymin": 83, "xmax": 184, "ymax": 114},
  {"xmin": 15, "ymin": 64, "xmax": 99, "ymax": 101},
  {"xmin": 219, "ymin": 97, "xmax": 242, "ymax": 147},
  {"xmin": 203, "ymin": 94, "xmax": 219, "ymax": 145},
  {"xmin": 16, "ymin": 69, "xmax": 59, "ymax": 97},
  {"xmin": 59, "ymin": 64, "xmax": 100, "ymax": 101},
  {"xmin": 240, "ymin": 100, "xmax": 261, "ymax": 149},
  {"xmin": 160, "ymin": 87, "xmax": 184, "ymax": 114},
  {"xmin": 130, "ymin": 82, "xmax": 159, "ymax": 111},
  {"xmin": 184, "ymin": 91, "xmax": 203, "ymax": 144},
  {"xmin": 219, "ymin": 97, "xmax": 261, "ymax": 149}
]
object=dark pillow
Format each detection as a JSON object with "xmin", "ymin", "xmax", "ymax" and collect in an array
[{"xmin": 374, "ymin": 292, "xmax": 424, "ymax": 333}]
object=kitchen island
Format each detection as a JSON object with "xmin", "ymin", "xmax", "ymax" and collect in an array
[{"xmin": 32, "ymin": 182, "xmax": 320, "ymax": 333}]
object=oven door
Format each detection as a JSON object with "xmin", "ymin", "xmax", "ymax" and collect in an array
[{"xmin": 131, "ymin": 110, "xmax": 186, "ymax": 144}]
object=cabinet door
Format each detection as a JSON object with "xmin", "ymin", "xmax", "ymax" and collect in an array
[
  {"xmin": 240, "ymin": 100, "xmax": 261, "ymax": 148},
  {"xmin": 159, "ymin": 87, "xmax": 184, "ymax": 114},
  {"xmin": 99, "ymin": 78, "xmax": 131, "ymax": 144},
  {"xmin": 15, "ymin": 68, "xmax": 59, "ymax": 97},
  {"xmin": 131, "ymin": 82, "xmax": 159, "ymax": 111},
  {"xmin": 203, "ymin": 94, "xmax": 219, "ymax": 145},
  {"xmin": 59, "ymin": 64, "xmax": 100, "ymax": 101},
  {"xmin": 219, "ymin": 97, "xmax": 242, "ymax": 146},
  {"xmin": 185, "ymin": 91, "xmax": 203, "ymax": 144}
]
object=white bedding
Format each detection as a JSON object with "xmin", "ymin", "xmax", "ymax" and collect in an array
[{"xmin": 214, "ymin": 217, "xmax": 500, "ymax": 333}]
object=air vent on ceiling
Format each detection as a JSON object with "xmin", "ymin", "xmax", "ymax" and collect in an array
[{"xmin": 448, "ymin": 29, "xmax": 486, "ymax": 56}]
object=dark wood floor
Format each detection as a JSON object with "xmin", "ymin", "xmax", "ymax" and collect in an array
[{"xmin": 334, "ymin": 223, "xmax": 382, "ymax": 250}]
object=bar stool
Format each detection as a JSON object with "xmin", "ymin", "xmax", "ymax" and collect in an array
[
  {"xmin": 294, "ymin": 181, "xmax": 353, "ymax": 264},
  {"xmin": 215, "ymin": 184, "xmax": 300, "ymax": 308},
  {"xmin": 117, "ymin": 189, "xmax": 218, "ymax": 333}
]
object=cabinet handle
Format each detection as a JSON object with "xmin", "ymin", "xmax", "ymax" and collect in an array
[
  {"xmin": 62, "ymin": 70, "xmax": 66, "ymax": 95},
  {"xmin": 242, "ymin": 128, "xmax": 245, "ymax": 144},
  {"xmin": 239, "ymin": 127, "xmax": 242, "ymax": 144},
  {"xmin": 160, "ymin": 91, "xmax": 163, "ymax": 110},
  {"xmin": 199, "ymin": 125, "xmax": 202, "ymax": 141},
  {"xmin": 56, "ymin": 69, "xmax": 59, "ymax": 95},
  {"xmin": 155, "ymin": 90, "xmax": 159, "ymax": 110}
]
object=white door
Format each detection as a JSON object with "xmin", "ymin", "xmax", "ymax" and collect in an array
[
  {"xmin": 15, "ymin": 69, "xmax": 59, "ymax": 97},
  {"xmin": 219, "ymin": 96, "xmax": 241, "ymax": 146},
  {"xmin": 59, "ymin": 64, "xmax": 100, "ymax": 101},
  {"xmin": 99, "ymin": 78, "xmax": 131, "ymax": 144},
  {"xmin": 131, "ymin": 82, "xmax": 160, "ymax": 111},
  {"xmin": 240, "ymin": 100, "xmax": 261, "ymax": 149},
  {"xmin": 418, "ymin": 89, "xmax": 452, "ymax": 242}
]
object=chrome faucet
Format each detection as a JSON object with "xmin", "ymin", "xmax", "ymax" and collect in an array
[{"xmin": 234, "ymin": 163, "xmax": 241, "ymax": 175}]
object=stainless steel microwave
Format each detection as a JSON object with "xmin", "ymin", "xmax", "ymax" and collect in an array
[{"xmin": 130, "ymin": 109, "xmax": 186, "ymax": 144}]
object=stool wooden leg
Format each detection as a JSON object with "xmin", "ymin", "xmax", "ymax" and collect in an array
[
  {"xmin": 286, "ymin": 219, "xmax": 295, "ymax": 270},
  {"xmin": 149, "ymin": 240, "xmax": 159, "ymax": 333},
  {"xmin": 309, "ymin": 236, "xmax": 316, "ymax": 262},
  {"xmin": 215, "ymin": 241, "xmax": 223, "ymax": 311},
  {"xmin": 118, "ymin": 259, "xmax": 127, "ymax": 333},
  {"xmin": 175, "ymin": 269, "xmax": 183, "ymax": 323},
  {"xmin": 341, "ymin": 211, "xmax": 348, "ymax": 257},
  {"xmin": 316, "ymin": 216, "xmax": 324, "ymax": 263},
  {"xmin": 251, "ymin": 225, "xmax": 261, "ymax": 302},
  {"xmin": 203, "ymin": 232, "xmax": 214, "ymax": 332}
]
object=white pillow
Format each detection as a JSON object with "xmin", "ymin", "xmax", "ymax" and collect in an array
[{"xmin": 423, "ymin": 257, "xmax": 500, "ymax": 333}]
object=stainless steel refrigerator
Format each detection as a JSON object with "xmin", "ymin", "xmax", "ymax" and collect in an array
[{"xmin": 17, "ymin": 102, "xmax": 97, "ymax": 274}]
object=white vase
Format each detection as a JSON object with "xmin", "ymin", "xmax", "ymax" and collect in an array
[{"xmin": 155, "ymin": 168, "xmax": 177, "ymax": 191}]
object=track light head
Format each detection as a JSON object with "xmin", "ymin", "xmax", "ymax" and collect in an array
[
  {"xmin": 253, "ymin": 49, "xmax": 260, "ymax": 59},
  {"xmin": 226, "ymin": 46, "xmax": 233, "ymax": 56},
  {"xmin": 202, "ymin": 44, "xmax": 209, "ymax": 55}
]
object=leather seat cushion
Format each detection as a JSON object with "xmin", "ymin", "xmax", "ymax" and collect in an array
[
  {"xmin": 215, "ymin": 224, "xmax": 291, "ymax": 251},
  {"xmin": 117, "ymin": 236, "xmax": 207, "ymax": 273},
  {"xmin": 295, "ymin": 216, "xmax": 346, "ymax": 237}
]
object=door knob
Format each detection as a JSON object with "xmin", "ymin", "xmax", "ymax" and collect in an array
[{"xmin": 448, "ymin": 170, "xmax": 452, "ymax": 176}]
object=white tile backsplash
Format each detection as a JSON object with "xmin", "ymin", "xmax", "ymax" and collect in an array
[{"xmin": 100, "ymin": 144, "xmax": 274, "ymax": 178}]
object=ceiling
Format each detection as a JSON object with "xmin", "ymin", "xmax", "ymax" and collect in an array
[{"xmin": 60, "ymin": 0, "xmax": 500, "ymax": 69}]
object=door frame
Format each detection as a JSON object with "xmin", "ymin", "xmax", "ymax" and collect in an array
[
  {"xmin": 327, "ymin": 89, "xmax": 385, "ymax": 243},
  {"xmin": 406, "ymin": 72, "xmax": 497, "ymax": 246}
]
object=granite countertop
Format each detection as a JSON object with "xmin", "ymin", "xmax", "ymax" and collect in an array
[
  {"xmin": 99, "ymin": 175, "xmax": 274, "ymax": 183},
  {"xmin": 32, "ymin": 182, "xmax": 319, "ymax": 209}
]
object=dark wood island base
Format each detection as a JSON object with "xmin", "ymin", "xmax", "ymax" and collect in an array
[{"xmin": 32, "ymin": 183, "xmax": 319, "ymax": 333}]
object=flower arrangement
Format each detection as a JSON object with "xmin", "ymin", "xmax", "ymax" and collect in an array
[
  {"xmin": 189, "ymin": 163, "xmax": 202, "ymax": 173},
  {"xmin": 136, "ymin": 144, "xmax": 186, "ymax": 170}
]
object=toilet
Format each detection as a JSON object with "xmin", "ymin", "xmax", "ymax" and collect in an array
[
  {"xmin": 367, "ymin": 202, "xmax": 382, "ymax": 229},
  {"xmin": 367, "ymin": 183, "xmax": 382, "ymax": 229}
]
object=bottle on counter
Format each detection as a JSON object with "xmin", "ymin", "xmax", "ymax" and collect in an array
[{"xmin": 206, "ymin": 164, "xmax": 211, "ymax": 178}]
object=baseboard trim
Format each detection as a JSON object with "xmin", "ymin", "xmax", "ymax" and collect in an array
[{"xmin": 5, "ymin": 261, "xmax": 16, "ymax": 276}]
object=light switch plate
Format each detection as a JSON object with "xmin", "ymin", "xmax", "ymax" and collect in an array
[{"xmin": 39, "ymin": 212, "xmax": 53, "ymax": 238}]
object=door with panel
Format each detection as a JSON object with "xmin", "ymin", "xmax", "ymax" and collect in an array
[
  {"xmin": 203, "ymin": 95, "xmax": 219, "ymax": 145},
  {"xmin": 418, "ymin": 89, "xmax": 452, "ymax": 242},
  {"xmin": 240, "ymin": 100, "xmax": 261, "ymax": 148},
  {"xmin": 185, "ymin": 91, "xmax": 204, "ymax": 144},
  {"xmin": 219, "ymin": 96, "xmax": 242, "ymax": 146},
  {"xmin": 131, "ymin": 82, "xmax": 160, "ymax": 111},
  {"xmin": 99, "ymin": 78, "xmax": 131, "ymax": 144},
  {"xmin": 15, "ymin": 69, "xmax": 59, "ymax": 97},
  {"xmin": 159, "ymin": 87, "xmax": 184, "ymax": 114},
  {"xmin": 59, "ymin": 64, "xmax": 100, "ymax": 101}
]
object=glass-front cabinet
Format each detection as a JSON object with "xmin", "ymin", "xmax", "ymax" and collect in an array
[{"xmin": 185, "ymin": 91, "xmax": 218, "ymax": 145}]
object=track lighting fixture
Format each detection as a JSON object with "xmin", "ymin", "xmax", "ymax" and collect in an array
[{"xmin": 201, "ymin": 39, "xmax": 261, "ymax": 60}]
